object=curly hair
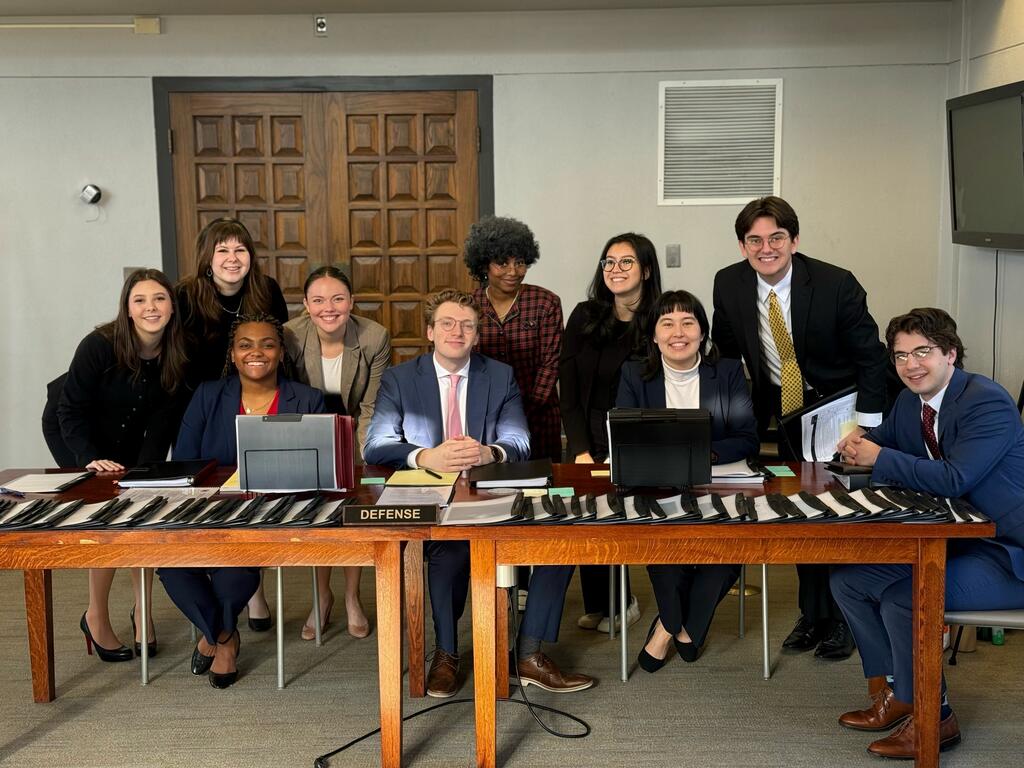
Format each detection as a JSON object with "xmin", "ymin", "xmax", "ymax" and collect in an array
[
  {"xmin": 885, "ymin": 308, "xmax": 966, "ymax": 369},
  {"xmin": 462, "ymin": 216, "xmax": 540, "ymax": 284},
  {"xmin": 221, "ymin": 312, "xmax": 289, "ymax": 378}
]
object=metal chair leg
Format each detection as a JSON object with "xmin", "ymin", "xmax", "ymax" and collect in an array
[
  {"xmin": 620, "ymin": 564, "xmax": 628, "ymax": 682},
  {"xmin": 276, "ymin": 567, "xmax": 285, "ymax": 689},
  {"xmin": 139, "ymin": 567, "xmax": 149, "ymax": 686},
  {"xmin": 608, "ymin": 566, "xmax": 616, "ymax": 640},
  {"xmin": 312, "ymin": 567, "xmax": 322, "ymax": 646},
  {"xmin": 949, "ymin": 625, "xmax": 965, "ymax": 666},
  {"xmin": 761, "ymin": 564, "xmax": 771, "ymax": 680},
  {"xmin": 189, "ymin": 623, "xmax": 198, "ymax": 643},
  {"xmin": 738, "ymin": 564, "xmax": 746, "ymax": 639}
]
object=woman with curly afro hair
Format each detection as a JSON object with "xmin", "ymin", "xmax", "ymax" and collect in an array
[{"xmin": 463, "ymin": 216, "xmax": 563, "ymax": 463}]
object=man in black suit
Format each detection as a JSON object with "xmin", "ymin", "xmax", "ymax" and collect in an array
[{"xmin": 711, "ymin": 196, "xmax": 889, "ymax": 660}]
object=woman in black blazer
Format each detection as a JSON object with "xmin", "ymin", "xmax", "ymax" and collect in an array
[
  {"xmin": 160, "ymin": 314, "xmax": 325, "ymax": 688},
  {"xmin": 616, "ymin": 290, "xmax": 758, "ymax": 671},
  {"xmin": 559, "ymin": 233, "xmax": 662, "ymax": 630},
  {"xmin": 53, "ymin": 269, "xmax": 188, "ymax": 662},
  {"xmin": 176, "ymin": 217, "xmax": 290, "ymax": 630}
]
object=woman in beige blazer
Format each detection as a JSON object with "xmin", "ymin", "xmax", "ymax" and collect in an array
[{"xmin": 285, "ymin": 266, "xmax": 391, "ymax": 640}]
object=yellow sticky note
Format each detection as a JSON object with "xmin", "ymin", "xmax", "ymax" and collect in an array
[
  {"xmin": 386, "ymin": 469, "xmax": 458, "ymax": 486},
  {"xmin": 591, "ymin": 470, "xmax": 610, "ymax": 477},
  {"xmin": 523, "ymin": 488, "xmax": 548, "ymax": 497}
]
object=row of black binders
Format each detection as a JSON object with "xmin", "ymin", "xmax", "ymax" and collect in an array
[
  {"xmin": 0, "ymin": 494, "xmax": 354, "ymax": 531},
  {"xmin": 439, "ymin": 487, "xmax": 990, "ymax": 526}
]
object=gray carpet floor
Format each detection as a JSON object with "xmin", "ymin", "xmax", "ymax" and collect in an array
[{"xmin": 0, "ymin": 566, "xmax": 1017, "ymax": 767}]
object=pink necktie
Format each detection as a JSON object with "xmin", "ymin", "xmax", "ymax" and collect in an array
[{"xmin": 446, "ymin": 374, "xmax": 463, "ymax": 439}]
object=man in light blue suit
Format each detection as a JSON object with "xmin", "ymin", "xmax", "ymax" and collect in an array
[
  {"xmin": 832, "ymin": 308, "xmax": 1024, "ymax": 759},
  {"xmin": 365, "ymin": 289, "xmax": 593, "ymax": 698}
]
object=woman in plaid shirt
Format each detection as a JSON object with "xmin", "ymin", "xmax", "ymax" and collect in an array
[{"xmin": 464, "ymin": 216, "xmax": 564, "ymax": 463}]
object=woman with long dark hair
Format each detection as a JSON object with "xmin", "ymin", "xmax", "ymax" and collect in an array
[
  {"xmin": 559, "ymin": 233, "xmax": 662, "ymax": 631},
  {"xmin": 617, "ymin": 290, "xmax": 758, "ymax": 671},
  {"xmin": 55, "ymin": 268, "xmax": 188, "ymax": 662},
  {"xmin": 285, "ymin": 266, "xmax": 391, "ymax": 640},
  {"xmin": 176, "ymin": 217, "xmax": 289, "ymax": 629}
]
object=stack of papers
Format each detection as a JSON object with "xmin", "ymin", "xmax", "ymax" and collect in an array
[
  {"xmin": 1, "ymin": 472, "xmax": 92, "ymax": 493},
  {"xmin": 709, "ymin": 460, "xmax": 766, "ymax": 484},
  {"xmin": 386, "ymin": 470, "xmax": 459, "ymax": 486}
]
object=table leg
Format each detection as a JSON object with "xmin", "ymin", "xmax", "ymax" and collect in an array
[
  {"xmin": 913, "ymin": 539, "xmax": 946, "ymax": 768},
  {"xmin": 24, "ymin": 569, "xmax": 55, "ymax": 703},
  {"xmin": 496, "ymin": 586, "xmax": 509, "ymax": 698},
  {"xmin": 403, "ymin": 539, "xmax": 425, "ymax": 698},
  {"xmin": 376, "ymin": 540, "xmax": 405, "ymax": 768},
  {"xmin": 470, "ymin": 539, "xmax": 497, "ymax": 768}
]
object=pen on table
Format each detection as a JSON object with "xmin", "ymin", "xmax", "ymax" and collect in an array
[
  {"xmin": 0, "ymin": 487, "xmax": 25, "ymax": 498},
  {"xmin": 423, "ymin": 468, "xmax": 444, "ymax": 480}
]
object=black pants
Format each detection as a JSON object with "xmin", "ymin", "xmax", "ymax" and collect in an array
[
  {"xmin": 797, "ymin": 564, "xmax": 844, "ymax": 625},
  {"xmin": 158, "ymin": 567, "xmax": 260, "ymax": 646},
  {"xmin": 647, "ymin": 564, "xmax": 740, "ymax": 646},
  {"xmin": 580, "ymin": 565, "xmax": 633, "ymax": 617}
]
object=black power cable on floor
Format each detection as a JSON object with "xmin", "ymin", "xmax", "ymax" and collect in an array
[{"xmin": 313, "ymin": 587, "xmax": 591, "ymax": 767}]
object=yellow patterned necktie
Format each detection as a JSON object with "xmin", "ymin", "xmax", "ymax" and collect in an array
[{"xmin": 767, "ymin": 290, "xmax": 804, "ymax": 415}]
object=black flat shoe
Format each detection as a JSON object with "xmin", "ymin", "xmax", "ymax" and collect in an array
[
  {"xmin": 637, "ymin": 616, "xmax": 671, "ymax": 673},
  {"xmin": 782, "ymin": 615, "xmax": 821, "ymax": 652},
  {"xmin": 130, "ymin": 607, "xmax": 159, "ymax": 658},
  {"xmin": 79, "ymin": 612, "xmax": 133, "ymax": 662},
  {"xmin": 209, "ymin": 631, "xmax": 241, "ymax": 689},
  {"xmin": 191, "ymin": 643, "xmax": 215, "ymax": 675},
  {"xmin": 673, "ymin": 637, "xmax": 702, "ymax": 663}
]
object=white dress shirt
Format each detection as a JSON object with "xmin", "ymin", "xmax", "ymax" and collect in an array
[
  {"xmin": 919, "ymin": 384, "xmax": 948, "ymax": 459},
  {"xmin": 408, "ymin": 356, "xmax": 471, "ymax": 468}
]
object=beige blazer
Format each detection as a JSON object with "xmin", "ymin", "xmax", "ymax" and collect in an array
[{"xmin": 284, "ymin": 313, "xmax": 391, "ymax": 461}]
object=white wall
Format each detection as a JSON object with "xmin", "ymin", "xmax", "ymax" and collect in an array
[
  {"xmin": 0, "ymin": 3, "xmax": 955, "ymax": 466},
  {"xmin": 946, "ymin": 0, "xmax": 1024, "ymax": 396}
]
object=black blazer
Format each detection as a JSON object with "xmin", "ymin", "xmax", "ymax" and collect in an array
[
  {"xmin": 615, "ymin": 358, "xmax": 759, "ymax": 464},
  {"xmin": 711, "ymin": 252, "xmax": 888, "ymax": 432}
]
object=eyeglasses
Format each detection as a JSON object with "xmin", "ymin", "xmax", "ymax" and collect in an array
[
  {"xmin": 599, "ymin": 257, "xmax": 637, "ymax": 272},
  {"xmin": 494, "ymin": 259, "xmax": 527, "ymax": 272},
  {"xmin": 892, "ymin": 345, "xmax": 940, "ymax": 365},
  {"xmin": 743, "ymin": 234, "xmax": 790, "ymax": 251},
  {"xmin": 434, "ymin": 318, "xmax": 477, "ymax": 333}
]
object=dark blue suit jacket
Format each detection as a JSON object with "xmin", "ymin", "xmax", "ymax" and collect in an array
[
  {"xmin": 174, "ymin": 376, "xmax": 326, "ymax": 466},
  {"xmin": 363, "ymin": 353, "xmax": 530, "ymax": 468},
  {"xmin": 615, "ymin": 358, "xmax": 759, "ymax": 464},
  {"xmin": 867, "ymin": 367, "xmax": 1024, "ymax": 580}
]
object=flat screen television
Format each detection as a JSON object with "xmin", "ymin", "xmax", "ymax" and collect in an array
[{"xmin": 947, "ymin": 79, "xmax": 1024, "ymax": 249}]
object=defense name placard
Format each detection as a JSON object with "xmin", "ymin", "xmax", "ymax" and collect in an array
[{"xmin": 342, "ymin": 504, "xmax": 438, "ymax": 525}]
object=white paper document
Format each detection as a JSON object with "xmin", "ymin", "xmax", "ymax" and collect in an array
[
  {"xmin": 801, "ymin": 390, "xmax": 859, "ymax": 462},
  {"xmin": 711, "ymin": 460, "xmax": 765, "ymax": 484},
  {"xmin": 2, "ymin": 472, "xmax": 92, "ymax": 494}
]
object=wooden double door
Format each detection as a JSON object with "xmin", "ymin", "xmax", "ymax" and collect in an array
[{"xmin": 169, "ymin": 90, "xmax": 479, "ymax": 364}]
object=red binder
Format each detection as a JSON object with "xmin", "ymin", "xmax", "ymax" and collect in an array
[{"xmin": 334, "ymin": 414, "xmax": 356, "ymax": 490}]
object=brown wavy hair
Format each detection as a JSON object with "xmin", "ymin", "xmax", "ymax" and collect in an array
[
  {"xmin": 96, "ymin": 268, "xmax": 187, "ymax": 393},
  {"xmin": 178, "ymin": 217, "xmax": 275, "ymax": 339},
  {"xmin": 885, "ymin": 308, "xmax": 966, "ymax": 369}
]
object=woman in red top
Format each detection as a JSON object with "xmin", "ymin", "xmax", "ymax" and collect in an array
[{"xmin": 464, "ymin": 216, "xmax": 563, "ymax": 463}]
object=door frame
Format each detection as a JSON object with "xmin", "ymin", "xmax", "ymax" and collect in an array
[{"xmin": 153, "ymin": 75, "xmax": 494, "ymax": 281}]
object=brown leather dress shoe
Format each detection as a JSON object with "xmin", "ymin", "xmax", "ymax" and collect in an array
[
  {"xmin": 426, "ymin": 649, "xmax": 460, "ymax": 698},
  {"xmin": 839, "ymin": 679, "xmax": 913, "ymax": 731},
  {"xmin": 516, "ymin": 652, "xmax": 594, "ymax": 693},
  {"xmin": 867, "ymin": 712, "xmax": 961, "ymax": 759}
]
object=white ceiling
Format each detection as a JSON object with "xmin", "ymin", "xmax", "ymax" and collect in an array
[{"xmin": 0, "ymin": 0, "xmax": 944, "ymax": 17}]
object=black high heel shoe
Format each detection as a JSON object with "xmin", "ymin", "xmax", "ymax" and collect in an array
[
  {"xmin": 637, "ymin": 616, "xmax": 671, "ymax": 673},
  {"xmin": 130, "ymin": 607, "xmax": 159, "ymax": 658},
  {"xmin": 246, "ymin": 607, "xmax": 272, "ymax": 633},
  {"xmin": 209, "ymin": 631, "xmax": 241, "ymax": 689},
  {"xmin": 673, "ymin": 636, "xmax": 702, "ymax": 663},
  {"xmin": 79, "ymin": 612, "xmax": 133, "ymax": 662}
]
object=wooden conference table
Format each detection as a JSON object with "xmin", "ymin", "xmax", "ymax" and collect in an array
[{"xmin": 0, "ymin": 464, "xmax": 996, "ymax": 768}]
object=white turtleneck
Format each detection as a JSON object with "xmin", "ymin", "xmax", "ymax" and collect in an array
[{"xmin": 663, "ymin": 354, "xmax": 701, "ymax": 409}]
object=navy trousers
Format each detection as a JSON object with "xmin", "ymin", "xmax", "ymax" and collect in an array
[
  {"xmin": 647, "ymin": 564, "xmax": 740, "ymax": 646},
  {"xmin": 426, "ymin": 541, "xmax": 574, "ymax": 653},
  {"xmin": 831, "ymin": 539, "xmax": 1024, "ymax": 704},
  {"xmin": 158, "ymin": 567, "xmax": 261, "ymax": 646}
]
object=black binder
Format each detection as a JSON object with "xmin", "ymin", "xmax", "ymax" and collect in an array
[
  {"xmin": 117, "ymin": 460, "xmax": 216, "ymax": 488},
  {"xmin": 607, "ymin": 408, "xmax": 711, "ymax": 489}
]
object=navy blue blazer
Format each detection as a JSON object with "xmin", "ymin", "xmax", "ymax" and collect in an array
[
  {"xmin": 363, "ymin": 353, "xmax": 531, "ymax": 468},
  {"xmin": 867, "ymin": 367, "xmax": 1024, "ymax": 580},
  {"xmin": 615, "ymin": 358, "xmax": 759, "ymax": 464},
  {"xmin": 174, "ymin": 376, "xmax": 326, "ymax": 466}
]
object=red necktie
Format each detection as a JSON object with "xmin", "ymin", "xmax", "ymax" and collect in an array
[
  {"xmin": 446, "ymin": 374, "xmax": 463, "ymax": 440},
  {"xmin": 921, "ymin": 403, "xmax": 942, "ymax": 459}
]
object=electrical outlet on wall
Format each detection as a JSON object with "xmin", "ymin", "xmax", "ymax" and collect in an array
[
  {"xmin": 666, "ymin": 243, "xmax": 681, "ymax": 268},
  {"xmin": 314, "ymin": 16, "xmax": 328, "ymax": 36}
]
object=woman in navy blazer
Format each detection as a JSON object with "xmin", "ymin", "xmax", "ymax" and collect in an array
[
  {"xmin": 160, "ymin": 314, "xmax": 325, "ymax": 689},
  {"xmin": 616, "ymin": 290, "xmax": 758, "ymax": 672}
]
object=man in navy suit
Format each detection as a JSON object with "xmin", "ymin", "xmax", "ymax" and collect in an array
[
  {"xmin": 365, "ymin": 289, "xmax": 593, "ymax": 698},
  {"xmin": 832, "ymin": 308, "xmax": 1024, "ymax": 759}
]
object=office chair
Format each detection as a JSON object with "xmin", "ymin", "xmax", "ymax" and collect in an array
[{"xmin": 945, "ymin": 608, "xmax": 1024, "ymax": 665}]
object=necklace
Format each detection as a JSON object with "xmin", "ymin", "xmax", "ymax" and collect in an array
[
  {"xmin": 218, "ymin": 300, "xmax": 240, "ymax": 316},
  {"xmin": 486, "ymin": 286, "xmax": 520, "ymax": 322},
  {"xmin": 242, "ymin": 391, "xmax": 277, "ymax": 414}
]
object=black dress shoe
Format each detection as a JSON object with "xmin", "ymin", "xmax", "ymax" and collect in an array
[
  {"xmin": 637, "ymin": 617, "xmax": 671, "ymax": 673},
  {"xmin": 209, "ymin": 632, "xmax": 241, "ymax": 689},
  {"xmin": 247, "ymin": 613, "xmax": 272, "ymax": 632},
  {"xmin": 130, "ymin": 607, "xmax": 159, "ymax": 658},
  {"xmin": 673, "ymin": 638, "xmax": 702, "ymax": 663},
  {"xmin": 191, "ymin": 643, "xmax": 215, "ymax": 675},
  {"xmin": 79, "ymin": 612, "xmax": 133, "ymax": 662},
  {"xmin": 782, "ymin": 615, "xmax": 821, "ymax": 652},
  {"xmin": 815, "ymin": 620, "xmax": 856, "ymax": 659}
]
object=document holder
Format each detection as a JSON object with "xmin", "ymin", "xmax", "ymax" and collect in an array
[
  {"xmin": 607, "ymin": 408, "xmax": 711, "ymax": 490},
  {"xmin": 236, "ymin": 414, "xmax": 355, "ymax": 492}
]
